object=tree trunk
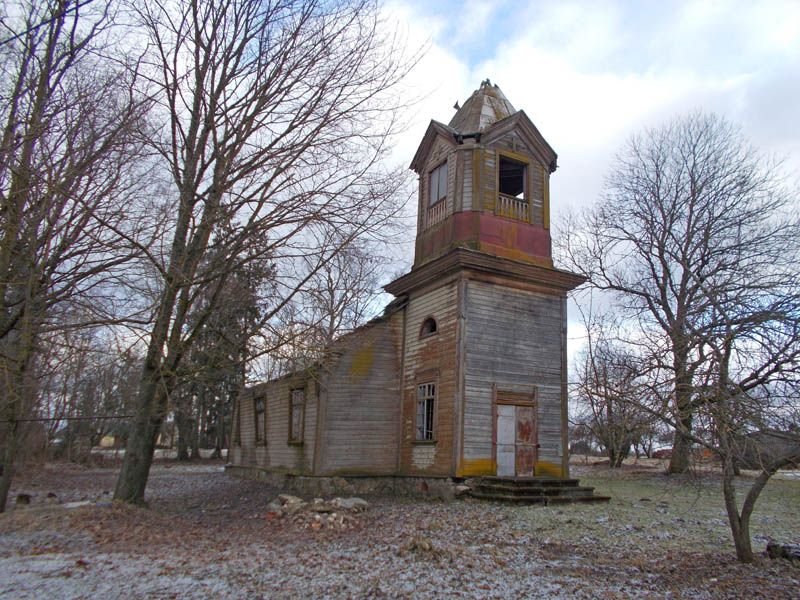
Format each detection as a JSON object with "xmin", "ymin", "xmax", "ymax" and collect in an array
[
  {"xmin": 721, "ymin": 452, "xmax": 754, "ymax": 562},
  {"xmin": 212, "ymin": 401, "xmax": 224, "ymax": 459},
  {"xmin": 174, "ymin": 410, "xmax": 192, "ymax": 461},
  {"xmin": 668, "ymin": 345, "xmax": 693, "ymax": 474},
  {"xmin": 192, "ymin": 391, "xmax": 203, "ymax": 459},
  {"xmin": 0, "ymin": 420, "xmax": 18, "ymax": 513},
  {"xmin": 668, "ymin": 414, "xmax": 693, "ymax": 473},
  {"xmin": 113, "ymin": 366, "xmax": 168, "ymax": 504}
]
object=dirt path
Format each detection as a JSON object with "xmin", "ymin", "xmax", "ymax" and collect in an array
[{"xmin": 1, "ymin": 462, "xmax": 798, "ymax": 598}]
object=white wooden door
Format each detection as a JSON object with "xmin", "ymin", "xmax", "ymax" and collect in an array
[{"xmin": 496, "ymin": 404, "xmax": 516, "ymax": 476}]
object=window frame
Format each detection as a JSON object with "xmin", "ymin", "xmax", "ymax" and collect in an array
[
  {"xmin": 254, "ymin": 396, "xmax": 266, "ymax": 445},
  {"xmin": 419, "ymin": 316, "xmax": 438, "ymax": 338},
  {"xmin": 415, "ymin": 382, "xmax": 437, "ymax": 442},
  {"xmin": 498, "ymin": 154, "xmax": 527, "ymax": 200},
  {"xmin": 428, "ymin": 161, "xmax": 448, "ymax": 207},
  {"xmin": 288, "ymin": 388, "xmax": 306, "ymax": 445},
  {"xmin": 495, "ymin": 150, "xmax": 533, "ymax": 223}
]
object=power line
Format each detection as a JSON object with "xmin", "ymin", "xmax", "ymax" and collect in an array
[{"xmin": 1, "ymin": 414, "xmax": 132, "ymax": 423}]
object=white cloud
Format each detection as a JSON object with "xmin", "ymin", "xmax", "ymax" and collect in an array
[
  {"xmin": 383, "ymin": 0, "xmax": 800, "ymax": 361},
  {"xmin": 388, "ymin": 0, "xmax": 800, "ymax": 215}
]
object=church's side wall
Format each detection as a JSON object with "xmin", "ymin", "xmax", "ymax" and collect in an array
[
  {"xmin": 230, "ymin": 373, "xmax": 318, "ymax": 474},
  {"xmin": 399, "ymin": 278, "xmax": 459, "ymax": 476},
  {"xmin": 315, "ymin": 314, "xmax": 403, "ymax": 475},
  {"xmin": 459, "ymin": 277, "xmax": 567, "ymax": 477}
]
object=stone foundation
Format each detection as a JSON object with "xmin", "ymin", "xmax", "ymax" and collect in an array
[{"xmin": 225, "ymin": 464, "xmax": 459, "ymax": 501}]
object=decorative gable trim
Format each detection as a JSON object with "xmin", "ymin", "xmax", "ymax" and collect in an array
[
  {"xmin": 410, "ymin": 120, "xmax": 458, "ymax": 173},
  {"xmin": 481, "ymin": 111, "xmax": 558, "ymax": 173}
]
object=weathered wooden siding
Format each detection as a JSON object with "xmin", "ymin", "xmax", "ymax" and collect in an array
[
  {"xmin": 420, "ymin": 136, "xmax": 456, "ymax": 228},
  {"xmin": 399, "ymin": 279, "xmax": 459, "ymax": 476},
  {"xmin": 460, "ymin": 278, "xmax": 565, "ymax": 477},
  {"xmin": 230, "ymin": 374, "xmax": 318, "ymax": 474},
  {"xmin": 460, "ymin": 148, "xmax": 473, "ymax": 211},
  {"xmin": 531, "ymin": 163, "xmax": 544, "ymax": 226},
  {"xmin": 481, "ymin": 148, "xmax": 496, "ymax": 212},
  {"xmin": 316, "ymin": 314, "xmax": 403, "ymax": 475}
]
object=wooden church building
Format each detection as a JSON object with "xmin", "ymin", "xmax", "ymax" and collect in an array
[{"xmin": 229, "ymin": 80, "xmax": 584, "ymax": 482}]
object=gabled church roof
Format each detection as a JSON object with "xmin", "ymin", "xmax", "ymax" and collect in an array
[{"xmin": 448, "ymin": 79, "xmax": 516, "ymax": 133}]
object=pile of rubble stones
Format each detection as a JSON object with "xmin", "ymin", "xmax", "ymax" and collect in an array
[{"xmin": 265, "ymin": 494, "xmax": 369, "ymax": 531}]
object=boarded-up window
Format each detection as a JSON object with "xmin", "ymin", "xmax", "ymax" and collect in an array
[
  {"xmin": 416, "ymin": 383, "xmax": 436, "ymax": 441},
  {"xmin": 289, "ymin": 389, "xmax": 305, "ymax": 443},
  {"xmin": 428, "ymin": 162, "xmax": 447, "ymax": 206},
  {"xmin": 254, "ymin": 397, "xmax": 265, "ymax": 444}
]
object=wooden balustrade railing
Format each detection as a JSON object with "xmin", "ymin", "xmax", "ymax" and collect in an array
[
  {"xmin": 496, "ymin": 194, "xmax": 530, "ymax": 222},
  {"xmin": 427, "ymin": 200, "xmax": 447, "ymax": 228}
]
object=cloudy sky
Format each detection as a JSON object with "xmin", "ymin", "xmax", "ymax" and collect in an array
[
  {"xmin": 387, "ymin": 0, "xmax": 799, "ymax": 216},
  {"xmin": 380, "ymin": 0, "xmax": 799, "ymax": 352}
]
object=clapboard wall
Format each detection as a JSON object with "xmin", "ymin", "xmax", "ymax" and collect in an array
[
  {"xmin": 460, "ymin": 277, "xmax": 566, "ymax": 477},
  {"xmin": 399, "ymin": 278, "xmax": 460, "ymax": 476},
  {"xmin": 315, "ymin": 313, "xmax": 403, "ymax": 475},
  {"xmin": 233, "ymin": 373, "xmax": 318, "ymax": 474}
]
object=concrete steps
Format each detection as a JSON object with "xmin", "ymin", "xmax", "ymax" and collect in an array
[{"xmin": 466, "ymin": 476, "xmax": 610, "ymax": 505}]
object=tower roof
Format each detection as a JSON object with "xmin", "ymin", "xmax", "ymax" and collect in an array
[{"xmin": 448, "ymin": 79, "xmax": 516, "ymax": 133}]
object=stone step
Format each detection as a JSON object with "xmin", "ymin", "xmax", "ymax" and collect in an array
[
  {"xmin": 469, "ymin": 491, "xmax": 610, "ymax": 505},
  {"xmin": 471, "ymin": 477, "xmax": 581, "ymax": 488},
  {"xmin": 472, "ymin": 483, "xmax": 597, "ymax": 496},
  {"xmin": 465, "ymin": 476, "xmax": 610, "ymax": 505}
]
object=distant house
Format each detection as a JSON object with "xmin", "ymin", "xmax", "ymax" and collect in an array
[{"xmin": 229, "ymin": 81, "xmax": 584, "ymax": 481}]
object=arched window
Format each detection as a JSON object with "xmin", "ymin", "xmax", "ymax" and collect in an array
[{"xmin": 420, "ymin": 317, "xmax": 438, "ymax": 337}]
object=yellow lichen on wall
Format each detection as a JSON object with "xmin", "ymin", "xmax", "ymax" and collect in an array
[
  {"xmin": 349, "ymin": 344, "xmax": 374, "ymax": 380},
  {"xmin": 535, "ymin": 460, "xmax": 565, "ymax": 478},
  {"xmin": 457, "ymin": 457, "xmax": 496, "ymax": 477}
]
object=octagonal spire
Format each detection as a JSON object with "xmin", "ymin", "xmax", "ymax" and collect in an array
[{"xmin": 448, "ymin": 79, "xmax": 516, "ymax": 133}]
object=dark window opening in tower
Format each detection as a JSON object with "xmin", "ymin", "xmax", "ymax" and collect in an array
[{"xmin": 499, "ymin": 156, "xmax": 526, "ymax": 200}]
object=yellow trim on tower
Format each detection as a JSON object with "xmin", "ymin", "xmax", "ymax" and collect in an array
[{"xmin": 542, "ymin": 165, "xmax": 550, "ymax": 229}]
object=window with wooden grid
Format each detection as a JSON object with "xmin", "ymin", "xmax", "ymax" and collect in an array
[
  {"xmin": 289, "ymin": 389, "xmax": 305, "ymax": 443},
  {"xmin": 254, "ymin": 397, "xmax": 265, "ymax": 445},
  {"xmin": 428, "ymin": 162, "xmax": 447, "ymax": 206},
  {"xmin": 416, "ymin": 383, "xmax": 436, "ymax": 441}
]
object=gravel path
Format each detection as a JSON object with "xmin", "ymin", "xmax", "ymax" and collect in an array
[{"xmin": 1, "ymin": 461, "xmax": 798, "ymax": 599}]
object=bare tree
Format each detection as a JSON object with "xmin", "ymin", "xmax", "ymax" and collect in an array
[
  {"xmin": 572, "ymin": 314, "xmax": 656, "ymax": 467},
  {"xmin": 36, "ymin": 326, "xmax": 140, "ymax": 461},
  {"xmin": 560, "ymin": 112, "xmax": 799, "ymax": 474},
  {"xmin": 260, "ymin": 240, "xmax": 387, "ymax": 376},
  {"xmin": 172, "ymin": 246, "xmax": 271, "ymax": 459},
  {"xmin": 0, "ymin": 0, "xmax": 149, "ymax": 511},
  {"xmin": 114, "ymin": 0, "xmax": 412, "ymax": 504},
  {"xmin": 562, "ymin": 112, "xmax": 800, "ymax": 561}
]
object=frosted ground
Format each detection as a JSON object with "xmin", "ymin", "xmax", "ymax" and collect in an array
[{"xmin": 1, "ymin": 460, "xmax": 798, "ymax": 599}]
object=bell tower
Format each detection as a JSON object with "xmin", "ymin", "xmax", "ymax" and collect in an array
[
  {"xmin": 409, "ymin": 79, "xmax": 556, "ymax": 269},
  {"xmin": 386, "ymin": 81, "xmax": 584, "ymax": 480}
]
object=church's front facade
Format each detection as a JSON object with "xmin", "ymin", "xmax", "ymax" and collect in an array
[{"xmin": 229, "ymin": 81, "xmax": 584, "ymax": 480}]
